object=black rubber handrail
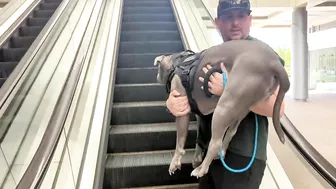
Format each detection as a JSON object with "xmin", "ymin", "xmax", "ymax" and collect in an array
[{"xmin": 281, "ymin": 114, "xmax": 336, "ymax": 187}]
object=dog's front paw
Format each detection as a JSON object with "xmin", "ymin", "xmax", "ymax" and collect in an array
[
  {"xmin": 168, "ymin": 154, "xmax": 183, "ymax": 175},
  {"xmin": 190, "ymin": 164, "xmax": 209, "ymax": 178}
]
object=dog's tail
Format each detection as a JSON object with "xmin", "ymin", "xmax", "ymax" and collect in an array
[{"xmin": 271, "ymin": 59, "xmax": 290, "ymax": 144}]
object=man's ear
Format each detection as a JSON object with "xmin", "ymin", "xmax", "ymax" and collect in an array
[
  {"xmin": 154, "ymin": 55, "xmax": 164, "ymax": 66},
  {"xmin": 215, "ymin": 17, "xmax": 221, "ymax": 29}
]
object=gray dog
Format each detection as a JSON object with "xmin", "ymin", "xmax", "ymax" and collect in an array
[{"xmin": 153, "ymin": 39, "xmax": 290, "ymax": 178}]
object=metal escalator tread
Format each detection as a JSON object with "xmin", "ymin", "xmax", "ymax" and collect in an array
[
  {"xmin": 19, "ymin": 26, "xmax": 44, "ymax": 37},
  {"xmin": 0, "ymin": 62, "xmax": 19, "ymax": 77},
  {"xmin": 105, "ymin": 0, "xmax": 199, "ymax": 188},
  {"xmin": 105, "ymin": 150, "xmax": 198, "ymax": 188},
  {"xmin": 0, "ymin": 0, "xmax": 63, "ymax": 88},
  {"xmin": 10, "ymin": 37, "xmax": 36, "ymax": 48},
  {"xmin": 1, "ymin": 48, "xmax": 27, "ymax": 62},
  {"xmin": 126, "ymin": 184, "xmax": 198, "ymax": 189},
  {"xmin": 125, "ymin": 183, "xmax": 198, "ymax": 189},
  {"xmin": 109, "ymin": 122, "xmax": 197, "ymax": 153}
]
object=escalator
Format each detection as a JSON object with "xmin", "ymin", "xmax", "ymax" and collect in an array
[
  {"xmin": 0, "ymin": 0, "xmax": 63, "ymax": 88},
  {"xmin": 104, "ymin": 0, "xmax": 199, "ymax": 188}
]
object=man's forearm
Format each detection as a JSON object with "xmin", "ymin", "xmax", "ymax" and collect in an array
[{"xmin": 250, "ymin": 94, "xmax": 285, "ymax": 117}]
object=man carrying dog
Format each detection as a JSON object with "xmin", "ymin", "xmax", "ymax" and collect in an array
[{"xmin": 165, "ymin": 0, "xmax": 286, "ymax": 188}]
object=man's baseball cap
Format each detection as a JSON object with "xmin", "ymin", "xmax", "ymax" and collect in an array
[{"xmin": 217, "ymin": 0, "xmax": 252, "ymax": 17}]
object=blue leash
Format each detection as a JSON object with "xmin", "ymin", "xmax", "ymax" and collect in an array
[{"xmin": 218, "ymin": 72, "xmax": 259, "ymax": 173}]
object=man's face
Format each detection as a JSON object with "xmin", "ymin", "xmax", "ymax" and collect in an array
[{"xmin": 215, "ymin": 9, "xmax": 252, "ymax": 41}]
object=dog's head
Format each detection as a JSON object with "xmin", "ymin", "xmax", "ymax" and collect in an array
[
  {"xmin": 153, "ymin": 53, "xmax": 175, "ymax": 84},
  {"xmin": 154, "ymin": 50, "xmax": 198, "ymax": 84}
]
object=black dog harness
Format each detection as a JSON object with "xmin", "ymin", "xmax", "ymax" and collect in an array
[{"xmin": 165, "ymin": 50, "xmax": 203, "ymax": 115}]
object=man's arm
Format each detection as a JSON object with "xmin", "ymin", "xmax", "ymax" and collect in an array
[
  {"xmin": 249, "ymin": 56, "xmax": 286, "ymax": 117},
  {"xmin": 249, "ymin": 85, "xmax": 285, "ymax": 117}
]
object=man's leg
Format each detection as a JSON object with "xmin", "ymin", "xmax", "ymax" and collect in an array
[{"xmin": 209, "ymin": 150, "xmax": 266, "ymax": 189}]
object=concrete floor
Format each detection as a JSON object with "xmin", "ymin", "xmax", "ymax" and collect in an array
[{"xmin": 268, "ymin": 92, "xmax": 336, "ymax": 189}]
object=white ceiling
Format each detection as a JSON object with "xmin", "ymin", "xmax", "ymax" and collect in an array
[{"xmin": 204, "ymin": 0, "xmax": 336, "ymax": 29}]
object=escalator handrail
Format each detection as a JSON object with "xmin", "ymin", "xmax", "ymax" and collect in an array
[{"xmin": 281, "ymin": 114, "xmax": 336, "ymax": 187}]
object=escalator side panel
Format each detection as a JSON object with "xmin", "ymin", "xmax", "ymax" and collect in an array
[{"xmin": 0, "ymin": 0, "xmax": 64, "ymax": 89}]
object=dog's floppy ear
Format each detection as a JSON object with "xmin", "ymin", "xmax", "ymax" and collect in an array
[{"xmin": 154, "ymin": 55, "xmax": 164, "ymax": 66}]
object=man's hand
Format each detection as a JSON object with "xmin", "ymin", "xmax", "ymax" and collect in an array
[
  {"xmin": 198, "ymin": 63, "xmax": 227, "ymax": 96},
  {"xmin": 166, "ymin": 90, "xmax": 190, "ymax": 116}
]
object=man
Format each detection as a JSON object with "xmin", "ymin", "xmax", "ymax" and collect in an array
[{"xmin": 165, "ymin": 0, "xmax": 286, "ymax": 188}]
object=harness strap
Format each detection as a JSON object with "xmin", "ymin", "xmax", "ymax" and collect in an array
[{"xmin": 165, "ymin": 50, "xmax": 203, "ymax": 116}]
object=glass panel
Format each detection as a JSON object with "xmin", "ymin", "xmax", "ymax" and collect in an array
[{"xmin": 0, "ymin": 0, "xmax": 96, "ymax": 187}]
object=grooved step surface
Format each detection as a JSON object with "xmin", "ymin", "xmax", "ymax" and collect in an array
[
  {"xmin": 123, "ymin": 7, "xmax": 173, "ymax": 14},
  {"xmin": 119, "ymin": 41, "xmax": 183, "ymax": 54},
  {"xmin": 109, "ymin": 122, "xmax": 197, "ymax": 153},
  {"xmin": 115, "ymin": 67, "xmax": 158, "ymax": 84},
  {"xmin": 122, "ymin": 14, "xmax": 175, "ymax": 22},
  {"xmin": 121, "ymin": 22, "xmax": 178, "ymax": 31},
  {"xmin": 19, "ymin": 26, "xmax": 43, "ymax": 37},
  {"xmin": 10, "ymin": 37, "xmax": 36, "ymax": 48},
  {"xmin": 125, "ymin": 184, "xmax": 198, "ymax": 189},
  {"xmin": 111, "ymin": 101, "xmax": 175, "ymax": 125},
  {"xmin": 117, "ymin": 53, "xmax": 168, "ymax": 68},
  {"xmin": 121, "ymin": 31, "xmax": 180, "ymax": 42},
  {"xmin": 34, "ymin": 10, "xmax": 55, "ymax": 18},
  {"xmin": 105, "ymin": 150, "xmax": 198, "ymax": 188},
  {"xmin": 1, "ymin": 48, "xmax": 27, "ymax": 62},
  {"xmin": 27, "ymin": 17, "xmax": 49, "ymax": 26},
  {"xmin": 39, "ymin": 3, "xmax": 60, "ymax": 10},
  {"xmin": 123, "ymin": 1, "xmax": 170, "ymax": 7},
  {"xmin": 0, "ymin": 62, "xmax": 18, "ymax": 78},
  {"xmin": 114, "ymin": 83, "xmax": 168, "ymax": 102}
]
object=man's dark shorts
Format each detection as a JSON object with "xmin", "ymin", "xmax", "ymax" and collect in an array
[{"xmin": 198, "ymin": 150, "xmax": 266, "ymax": 189}]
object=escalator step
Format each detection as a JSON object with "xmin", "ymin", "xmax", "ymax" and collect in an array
[
  {"xmin": 10, "ymin": 37, "xmax": 36, "ymax": 48},
  {"xmin": 104, "ymin": 150, "xmax": 198, "ymax": 188},
  {"xmin": 111, "ymin": 101, "xmax": 175, "ymax": 125},
  {"xmin": 119, "ymin": 41, "xmax": 183, "ymax": 54},
  {"xmin": 114, "ymin": 83, "xmax": 167, "ymax": 102},
  {"xmin": 115, "ymin": 67, "xmax": 158, "ymax": 84},
  {"xmin": 125, "ymin": 184, "xmax": 198, "ymax": 189},
  {"xmin": 117, "ymin": 53, "xmax": 166, "ymax": 68},
  {"xmin": 121, "ymin": 31, "xmax": 181, "ymax": 42},
  {"xmin": 27, "ymin": 17, "xmax": 49, "ymax": 27},
  {"xmin": 122, "ymin": 22, "xmax": 178, "ymax": 31},
  {"xmin": 123, "ymin": 7, "xmax": 173, "ymax": 14},
  {"xmin": 0, "ymin": 62, "xmax": 18, "ymax": 78},
  {"xmin": 39, "ymin": 3, "xmax": 60, "ymax": 10},
  {"xmin": 19, "ymin": 26, "xmax": 43, "ymax": 37},
  {"xmin": 109, "ymin": 122, "xmax": 197, "ymax": 153},
  {"xmin": 1, "ymin": 48, "xmax": 27, "ymax": 62},
  {"xmin": 123, "ymin": 14, "xmax": 175, "ymax": 22},
  {"xmin": 44, "ymin": 0, "xmax": 63, "ymax": 2},
  {"xmin": 123, "ymin": 1, "xmax": 170, "ymax": 7},
  {"xmin": 33, "ymin": 10, "xmax": 55, "ymax": 18}
]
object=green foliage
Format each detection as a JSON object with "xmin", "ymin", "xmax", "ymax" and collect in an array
[{"xmin": 275, "ymin": 47, "xmax": 291, "ymax": 77}]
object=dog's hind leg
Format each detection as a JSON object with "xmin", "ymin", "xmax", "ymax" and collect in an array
[{"xmin": 191, "ymin": 64, "xmax": 274, "ymax": 178}]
